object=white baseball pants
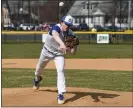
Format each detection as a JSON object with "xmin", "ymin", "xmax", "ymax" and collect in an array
[{"xmin": 35, "ymin": 48, "xmax": 66, "ymax": 93}]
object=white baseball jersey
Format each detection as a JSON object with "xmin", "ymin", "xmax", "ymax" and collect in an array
[{"xmin": 43, "ymin": 23, "xmax": 75, "ymax": 57}]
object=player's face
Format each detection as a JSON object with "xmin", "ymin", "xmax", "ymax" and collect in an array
[{"xmin": 61, "ymin": 22, "xmax": 70, "ymax": 31}]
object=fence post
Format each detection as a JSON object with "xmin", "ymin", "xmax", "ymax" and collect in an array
[
  {"xmin": 4, "ymin": 34, "xmax": 7, "ymax": 43},
  {"xmin": 88, "ymin": 34, "xmax": 90, "ymax": 44},
  {"xmin": 34, "ymin": 33, "xmax": 36, "ymax": 42},
  {"xmin": 116, "ymin": 34, "xmax": 119, "ymax": 44}
]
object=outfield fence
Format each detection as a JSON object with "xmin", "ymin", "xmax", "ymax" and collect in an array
[{"xmin": 1, "ymin": 31, "xmax": 133, "ymax": 44}]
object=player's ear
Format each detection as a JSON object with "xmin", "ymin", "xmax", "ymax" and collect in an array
[{"xmin": 60, "ymin": 21, "xmax": 63, "ymax": 25}]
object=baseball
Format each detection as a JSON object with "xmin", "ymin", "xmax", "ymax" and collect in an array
[{"xmin": 59, "ymin": 2, "xmax": 64, "ymax": 6}]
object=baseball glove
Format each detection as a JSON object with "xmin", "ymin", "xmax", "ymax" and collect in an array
[{"xmin": 64, "ymin": 35, "xmax": 79, "ymax": 48}]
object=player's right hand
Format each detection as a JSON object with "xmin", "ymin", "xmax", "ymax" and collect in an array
[{"xmin": 58, "ymin": 44, "xmax": 67, "ymax": 55}]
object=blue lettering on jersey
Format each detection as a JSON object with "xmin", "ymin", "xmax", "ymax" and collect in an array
[{"xmin": 49, "ymin": 25, "xmax": 61, "ymax": 35}]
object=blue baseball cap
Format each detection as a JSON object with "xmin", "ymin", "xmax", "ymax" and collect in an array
[{"xmin": 62, "ymin": 15, "xmax": 73, "ymax": 26}]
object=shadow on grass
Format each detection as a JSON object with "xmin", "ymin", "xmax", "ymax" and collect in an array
[{"xmin": 39, "ymin": 89, "xmax": 120, "ymax": 104}]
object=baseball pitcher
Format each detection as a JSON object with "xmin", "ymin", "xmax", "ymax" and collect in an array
[{"xmin": 33, "ymin": 15, "xmax": 79, "ymax": 104}]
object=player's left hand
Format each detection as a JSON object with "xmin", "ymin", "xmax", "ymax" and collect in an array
[{"xmin": 64, "ymin": 36, "xmax": 79, "ymax": 49}]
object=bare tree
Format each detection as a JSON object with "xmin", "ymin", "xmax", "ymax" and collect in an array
[
  {"xmin": 1, "ymin": 7, "xmax": 5, "ymax": 28},
  {"xmin": 128, "ymin": 0, "xmax": 131, "ymax": 29},
  {"xmin": 28, "ymin": 0, "xmax": 31, "ymax": 24},
  {"xmin": 37, "ymin": 0, "xmax": 40, "ymax": 24},
  {"xmin": 5, "ymin": 0, "xmax": 12, "ymax": 22},
  {"xmin": 111, "ymin": 0, "xmax": 117, "ymax": 26}
]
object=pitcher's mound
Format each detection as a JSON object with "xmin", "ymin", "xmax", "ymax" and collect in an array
[{"xmin": 2, "ymin": 87, "xmax": 132, "ymax": 107}]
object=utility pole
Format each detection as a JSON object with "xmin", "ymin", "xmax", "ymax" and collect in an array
[
  {"xmin": 88, "ymin": 0, "xmax": 90, "ymax": 26},
  {"xmin": 28, "ymin": 0, "xmax": 31, "ymax": 25},
  {"xmin": 128, "ymin": 0, "xmax": 131, "ymax": 30},
  {"xmin": 37, "ymin": 0, "xmax": 40, "ymax": 24}
]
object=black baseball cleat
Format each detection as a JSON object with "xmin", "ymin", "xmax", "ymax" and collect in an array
[{"xmin": 33, "ymin": 76, "xmax": 43, "ymax": 90}]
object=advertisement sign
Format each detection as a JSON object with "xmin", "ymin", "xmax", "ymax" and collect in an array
[{"xmin": 97, "ymin": 34, "xmax": 109, "ymax": 43}]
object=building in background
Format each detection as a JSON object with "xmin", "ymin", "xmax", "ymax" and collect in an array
[
  {"xmin": 67, "ymin": 0, "xmax": 133, "ymax": 28},
  {"xmin": 2, "ymin": 0, "xmax": 133, "ymax": 29}
]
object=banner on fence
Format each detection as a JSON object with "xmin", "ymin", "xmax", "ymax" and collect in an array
[
  {"xmin": 42, "ymin": 34, "xmax": 48, "ymax": 43},
  {"xmin": 97, "ymin": 34, "xmax": 109, "ymax": 43}
]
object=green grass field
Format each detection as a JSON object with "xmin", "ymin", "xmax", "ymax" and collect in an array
[
  {"xmin": 2, "ymin": 43, "xmax": 132, "ymax": 91},
  {"xmin": 2, "ymin": 68, "xmax": 132, "ymax": 91},
  {"xmin": 2, "ymin": 43, "xmax": 132, "ymax": 58}
]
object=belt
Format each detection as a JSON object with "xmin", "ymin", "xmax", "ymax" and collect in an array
[
  {"xmin": 44, "ymin": 46, "xmax": 55, "ymax": 55},
  {"xmin": 44, "ymin": 46, "xmax": 60, "ymax": 55},
  {"xmin": 44, "ymin": 46, "xmax": 63, "ymax": 57}
]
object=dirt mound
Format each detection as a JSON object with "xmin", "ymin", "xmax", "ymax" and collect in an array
[{"xmin": 2, "ymin": 87, "xmax": 132, "ymax": 107}]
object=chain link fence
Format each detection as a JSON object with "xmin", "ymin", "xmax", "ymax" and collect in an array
[{"xmin": 1, "ymin": 32, "xmax": 132, "ymax": 44}]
